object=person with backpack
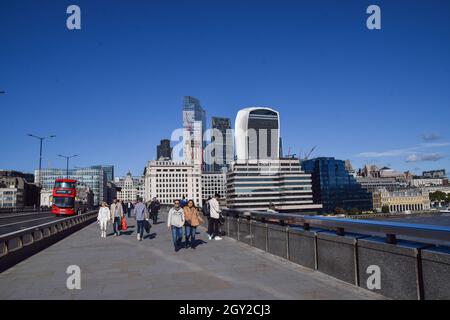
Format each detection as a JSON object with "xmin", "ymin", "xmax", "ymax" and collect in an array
[
  {"xmin": 150, "ymin": 197, "xmax": 161, "ymax": 224},
  {"xmin": 180, "ymin": 196, "xmax": 188, "ymax": 208},
  {"xmin": 167, "ymin": 199, "xmax": 185, "ymax": 252},
  {"xmin": 183, "ymin": 199, "xmax": 203, "ymax": 249},
  {"xmin": 133, "ymin": 197, "xmax": 149, "ymax": 241},
  {"xmin": 208, "ymin": 193, "xmax": 222, "ymax": 240}
]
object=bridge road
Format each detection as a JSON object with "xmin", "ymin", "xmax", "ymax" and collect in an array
[{"xmin": 0, "ymin": 208, "xmax": 385, "ymax": 300}]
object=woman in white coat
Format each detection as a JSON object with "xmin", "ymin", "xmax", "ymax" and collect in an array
[{"xmin": 97, "ymin": 202, "xmax": 111, "ymax": 238}]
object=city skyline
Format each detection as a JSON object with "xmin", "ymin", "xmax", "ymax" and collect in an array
[{"xmin": 1, "ymin": 0, "xmax": 449, "ymax": 176}]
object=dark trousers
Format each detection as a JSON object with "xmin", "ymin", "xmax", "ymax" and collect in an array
[
  {"xmin": 113, "ymin": 217, "xmax": 121, "ymax": 235},
  {"xmin": 127, "ymin": 208, "xmax": 132, "ymax": 218},
  {"xmin": 208, "ymin": 217, "xmax": 219, "ymax": 238},
  {"xmin": 152, "ymin": 211, "xmax": 158, "ymax": 224}
]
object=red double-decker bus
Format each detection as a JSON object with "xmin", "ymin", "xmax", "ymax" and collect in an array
[{"xmin": 52, "ymin": 178, "xmax": 80, "ymax": 216}]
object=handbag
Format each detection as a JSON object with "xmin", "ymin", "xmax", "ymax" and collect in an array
[{"xmin": 121, "ymin": 217, "xmax": 127, "ymax": 231}]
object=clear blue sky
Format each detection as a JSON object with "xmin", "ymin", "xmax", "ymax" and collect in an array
[{"xmin": 1, "ymin": 0, "xmax": 449, "ymax": 177}]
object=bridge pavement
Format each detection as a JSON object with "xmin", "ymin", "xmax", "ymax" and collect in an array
[{"xmin": 0, "ymin": 209, "xmax": 385, "ymax": 300}]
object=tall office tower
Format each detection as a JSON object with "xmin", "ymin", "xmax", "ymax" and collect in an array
[
  {"xmin": 235, "ymin": 107, "xmax": 280, "ymax": 160},
  {"xmin": 210, "ymin": 117, "xmax": 233, "ymax": 172},
  {"xmin": 90, "ymin": 165, "xmax": 114, "ymax": 182},
  {"xmin": 302, "ymin": 157, "xmax": 373, "ymax": 214},
  {"xmin": 157, "ymin": 139, "xmax": 172, "ymax": 160},
  {"xmin": 183, "ymin": 96, "xmax": 206, "ymax": 167}
]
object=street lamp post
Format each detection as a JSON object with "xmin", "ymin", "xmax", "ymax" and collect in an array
[
  {"xmin": 27, "ymin": 134, "xmax": 56, "ymax": 212},
  {"xmin": 58, "ymin": 154, "xmax": 78, "ymax": 178}
]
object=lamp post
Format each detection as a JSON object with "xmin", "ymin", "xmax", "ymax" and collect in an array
[
  {"xmin": 58, "ymin": 154, "xmax": 78, "ymax": 178},
  {"xmin": 27, "ymin": 134, "xmax": 56, "ymax": 212},
  {"xmin": 27, "ymin": 134, "xmax": 56, "ymax": 187}
]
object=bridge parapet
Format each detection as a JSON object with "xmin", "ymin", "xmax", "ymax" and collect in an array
[
  {"xmin": 221, "ymin": 209, "xmax": 450, "ymax": 300},
  {"xmin": 0, "ymin": 211, "xmax": 97, "ymax": 272}
]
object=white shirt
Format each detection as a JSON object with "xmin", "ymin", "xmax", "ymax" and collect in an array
[
  {"xmin": 97, "ymin": 207, "xmax": 111, "ymax": 222},
  {"xmin": 208, "ymin": 198, "xmax": 221, "ymax": 219}
]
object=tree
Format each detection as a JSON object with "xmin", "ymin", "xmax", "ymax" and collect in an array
[
  {"xmin": 381, "ymin": 205, "xmax": 390, "ymax": 214},
  {"xmin": 429, "ymin": 191, "xmax": 449, "ymax": 206},
  {"xmin": 334, "ymin": 207, "xmax": 346, "ymax": 215},
  {"xmin": 349, "ymin": 208, "xmax": 360, "ymax": 215}
]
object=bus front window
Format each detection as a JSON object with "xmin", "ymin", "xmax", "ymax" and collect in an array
[{"xmin": 53, "ymin": 197, "xmax": 75, "ymax": 208}]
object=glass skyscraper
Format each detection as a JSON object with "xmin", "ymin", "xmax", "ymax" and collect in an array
[
  {"xmin": 210, "ymin": 117, "xmax": 233, "ymax": 172},
  {"xmin": 302, "ymin": 157, "xmax": 373, "ymax": 214},
  {"xmin": 183, "ymin": 96, "xmax": 206, "ymax": 166}
]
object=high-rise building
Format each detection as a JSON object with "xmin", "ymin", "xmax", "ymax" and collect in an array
[
  {"xmin": 202, "ymin": 171, "xmax": 227, "ymax": 200},
  {"xmin": 157, "ymin": 139, "xmax": 172, "ymax": 160},
  {"xmin": 235, "ymin": 107, "xmax": 280, "ymax": 160},
  {"xmin": 209, "ymin": 117, "xmax": 233, "ymax": 172},
  {"xmin": 144, "ymin": 160, "xmax": 202, "ymax": 205},
  {"xmin": 35, "ymin": 167, "xmax": 107, "ymax": 206},
  {"xmin": 90, "ymin": 165, "xmax": 114, "ymax": 182},
  {"xmin": 183, "ymin": 96, "xmax": 206, "ymax": 166},
  {"xmin": 302, "ymin": 157, "xmax": 373, "ymax": 213},
  {"xmin": 226, "ymin": 158, "xmax": 322, "ymax": 213}
]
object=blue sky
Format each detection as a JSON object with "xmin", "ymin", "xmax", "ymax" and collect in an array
[{"xmin": 0, "ymin": 0, "xmax": 449, "ymax": 177}]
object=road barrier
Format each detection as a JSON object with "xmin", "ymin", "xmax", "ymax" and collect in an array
[
  {"xmin": 222, "ymin": 209, "xmax": 450, "ymax": 300},
  {"xmin": 0, "ymin": 211, "xmax": 97, "ymax": 272}
]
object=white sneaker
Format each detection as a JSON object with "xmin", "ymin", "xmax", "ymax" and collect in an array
[
  {"xmin": 208, "ymin": 235, "xmax": 212, "ymax": 240},
  {"xmin": 214, "ymin": 236, "xmax": 222, "ymax": 240},
  {"xmin": 137, "ymin": 234, "xmax": 140, "ymax": 241}
]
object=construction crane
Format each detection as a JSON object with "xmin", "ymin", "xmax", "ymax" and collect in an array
[{"xmin": 304, "ymin": 146, "xmax": 316, "ymax": 160}]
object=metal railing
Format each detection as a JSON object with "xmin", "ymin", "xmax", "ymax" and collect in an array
[{"xmin": 222, "ymin": 209, "xmax": 450, "ymax": 245}]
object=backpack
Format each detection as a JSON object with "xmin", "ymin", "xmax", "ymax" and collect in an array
[{"xmin": 202, "ymin": 201, "xmax": 211, "ymax": 217}]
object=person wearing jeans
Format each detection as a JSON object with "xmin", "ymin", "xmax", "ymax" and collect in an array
[
  {"xmin": 110, "ymin": 198, "xmax": 123, "ymax": 236},
  {"xmin": 133, "ymin": 197, "xmax": 148, "ymax": 241},
  {"xmin": 208, "ymin": 193, "xmax": 222, "ymax": 240},
  {"xmin": 183, "ymin": 200, "xmax": 203, "ymax": 249},
  {"xmin": 167, "ymin": 199, "xmax": 185, "ymax": 252}
]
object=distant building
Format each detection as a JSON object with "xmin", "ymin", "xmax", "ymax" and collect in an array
[
  {"xmin": 235, "ymin": 107, "xmax": 280, "ymax": 161},
  {"xmin": 373, "ymin": 188, "xmax": 431, "ymax": 212},
  {"xmin": 356, "ymin": 176, "xmax": 399, "ymax": 193},
  {"xmin": 183, "ymin": 96, "xmax": 206, "ymax": 167},
  {"xmin": 35, "ymin": 167, "xmax": 107, "ymax": 206},
  {"xmin": 209, "ymin": 117, "xmax": 233, "ymax": 172},
  {"xmin": 144, "ymin": 160, "xmax": 202, "ymax": 205},
  {"xmin": 410, "ymin": 178, "xmax": 444, "ymax": 188},
  {"xmin": 0, "ymin": 171, "xmax": 40, "ymax": 208},
  {"xmin": 422, "ymin": 169, "xmax": 446, "ymax": 178},
  {"xmin": 201, "ymin": 171, "xmax": 227, "ymax": 200},
  {"xmin": 303, "ymin": 158, "xmax": 373, "ymax": 213},
  {"xmin": 114, "ymin": 172, "xmax": 145, "ymax": 202},
  {"xmin": 157, "ymin": 139, "xmax": 172, "ymax": 160},
  {"xmin": 226, "ymin": 158, "xmax": 322, "ymax": 213},
  {"xmin": 90, "ymin": 165, "xmax": 114, "ymax": 182}
]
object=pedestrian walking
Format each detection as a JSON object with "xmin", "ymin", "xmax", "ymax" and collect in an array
[
  {"xmin": 110, "ymin": 198, "xmax": 124, "ymax": 236},
  {"xmin": 150, "ymin": 197, "xmax": 161, "ymax": 224},
  {"xmin": 203, "ymin": 197, "xmax": 212, "ymax": 237},
  {"xmin": 180, "ymin": 196, "xmax": 188, "ymax": 208},
  {"xmin": 127, "ymin": 201, "xmax": 134, "ymax": 218},
  {"xmin": 183, "ymin": 200, "xmax": 203, "ymax": 249},
  {"xmin": 208, "ymin": 193, "xmax": 222, "ymax": 240},
  {"xmin": 134, "ymin": 197, "xmax": 149, "ymax": 241},
  {"xmin": 167, "ymin": 199, "xmax": 185, "ymax": 252},
  {"xmin": 97, "ymin": 202, "xmax": 111, "ymax": 238}
]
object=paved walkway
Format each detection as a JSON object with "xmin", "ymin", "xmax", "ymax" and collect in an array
[{"xmin": 0, "ymin": 210, "xmax": 384, "ymax": 300}]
